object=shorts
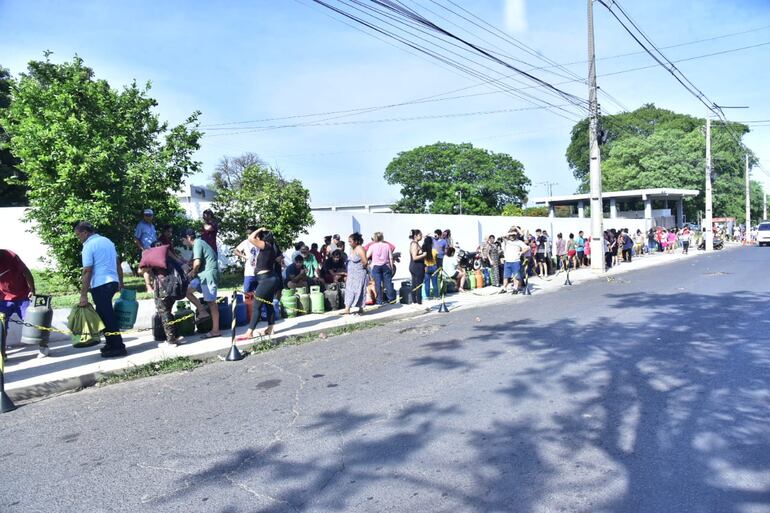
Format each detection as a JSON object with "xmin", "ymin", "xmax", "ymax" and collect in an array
[
  {"xmin": 577, "ymin": 249, "xmax": 584, "ymax": 256},
  {"xmin": 0, "ymin": 299, "xmax": 30, "ymax": 327},
  {"xmin": 535, "ymin": 253, "xmax": 546, "ymax": 262},
  {"xmin": 189, "ymin": 278, "xmax": 217, "ymax": 302},
  {"xmin": 503, "ymin": 261, "xmax": 521, "ymax": 279},
  {"xmin": 568, "ymin": 249, "xmax": 577, "ymax": 257}
]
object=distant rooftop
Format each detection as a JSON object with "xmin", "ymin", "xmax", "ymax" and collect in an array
[{"xmin": 532, "ymin": 188, "xmax": 700, "ymax": 205}]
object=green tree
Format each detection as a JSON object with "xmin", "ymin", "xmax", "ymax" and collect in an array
[
  {"xmin": 0, "ymin": 55, "xmax": 201, "ymax": 281},
  {"xmin": 384, "ymin": 142, "xmax": 530, "ymax": 215},
  {"xmin": 565, "ymin": 104, "xmax": 760, "ymax": 220},
  {"xmin": 0, "ymin": 65, "xmax": 28, "ymax": 206},
  {"xmin": 211, "ymin": 159, "xmax": 313, "ymax": 251}
]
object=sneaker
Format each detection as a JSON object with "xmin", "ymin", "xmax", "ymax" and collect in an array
[
  {"xmin": 37, "ymin": 346, "xmax": 50, "ymax": 358},
  {"xmin": 100, "ymin": 346, "xmax": 128, "ymax": 358}
]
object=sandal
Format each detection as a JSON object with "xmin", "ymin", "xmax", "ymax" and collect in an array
[{"xmin": 201, "ymin": 332, "xmax": 220, "ymax": 339}]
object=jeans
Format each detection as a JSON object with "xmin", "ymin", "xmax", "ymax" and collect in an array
[
  {"xmin": 424, "ymin": 265, "xmax": 439, "ymax": 298},
  {"xmin": 91, "ymin": 282, "xmax": 124, "ymax": 349},
  {"xmin": 622, "ymin": 248, "xmax": 632, "ymax": 262},
  {"xmin": 371, "ymin": 264, "xmax": 394, "ymax": 304}
]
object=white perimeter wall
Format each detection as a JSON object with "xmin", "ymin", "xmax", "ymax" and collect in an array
[{"xmin": 4, "ymin": 207, "xmax": 649, "ymax": 276}]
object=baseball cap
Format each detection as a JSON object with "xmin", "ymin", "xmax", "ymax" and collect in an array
[{"xmin": 143, "ymin": 209, "xmax": 154, "ymax": 216}]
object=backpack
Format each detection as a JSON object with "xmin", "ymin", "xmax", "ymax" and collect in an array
[{"xmin": 156, "ymin": 258, "xmax": 188, "ymax": 301}]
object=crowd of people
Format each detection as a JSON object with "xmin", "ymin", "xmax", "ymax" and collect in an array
[{"xmin": 1, "ymin": 206, "xmax": 704, "ymax": 360}]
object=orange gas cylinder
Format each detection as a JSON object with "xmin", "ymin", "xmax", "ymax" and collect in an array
[{"xmin": 474, "ymin": 270, "xmax": 484, "ymax": 288}]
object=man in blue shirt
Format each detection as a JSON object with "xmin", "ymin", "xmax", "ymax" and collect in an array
[
  {"xmin": 433, "ymin": 229, "xmax": 448, "ymax": 270},
  {"xmin": 76, "ymin": 222, "xmax": 126, "ymax": 358},
  {"xmin": 134, "ymin": 209, "xmax": 157, "ymax": 251}
]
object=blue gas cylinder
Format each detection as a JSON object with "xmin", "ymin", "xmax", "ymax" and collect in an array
[
  {"xmin": 217, "ymin": 297, "xmax": 233, "ymax": 330},
  {"xmin": 234, "ymin": 293, "xmax": 248, "ymax": 326}
]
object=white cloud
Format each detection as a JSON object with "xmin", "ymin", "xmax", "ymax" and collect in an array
[{"xmin": 504, "ymin": 0, "xmax": 528, "ymax": 33}]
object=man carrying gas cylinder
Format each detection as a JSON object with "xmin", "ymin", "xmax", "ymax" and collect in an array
[{"xmin": 0, "ymin": 249, "xmax": 37, "ymax": 358}]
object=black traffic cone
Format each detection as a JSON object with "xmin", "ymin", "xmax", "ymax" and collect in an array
[{"xmin": 226, "ymin": 291, "xmax": 244, "ymax": 361}]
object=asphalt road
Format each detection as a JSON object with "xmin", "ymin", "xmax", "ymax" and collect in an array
[{"xmin": 2, "ymin": 247, "xmax": 769, "ymax": 513}]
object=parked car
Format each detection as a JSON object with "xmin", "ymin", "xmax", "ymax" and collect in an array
[{"xmin": 757, "ymin": 222, "xmax": 770, "ymax": 246}]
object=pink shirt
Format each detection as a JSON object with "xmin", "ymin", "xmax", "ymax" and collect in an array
[{"xmin": 366, "ymin": 242, "xmax": 392, "ymax": 267}]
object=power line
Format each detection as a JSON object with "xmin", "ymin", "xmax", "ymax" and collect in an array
[
  {"xmin": 203, "ymin": 104, "xmax": 569, "ymax": 137},
  {"xmin": 310, "ymin": 0, "xmax": 589, "ymax": 120},
  {"xmin": 202, "ymin": 36, "xmax": 770, "ymax": 131}
]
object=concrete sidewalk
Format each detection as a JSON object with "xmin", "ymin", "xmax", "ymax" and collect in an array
[{"xmin": 3, "ymin": 247, "xmax": 710, "ymax": 403}]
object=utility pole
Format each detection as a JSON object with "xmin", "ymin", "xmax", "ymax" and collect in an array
[
  {"xmin": 588, "ymin": 0, "xmax": 604, "ymax": 272},
  {"xmin": 538, "ymin": 181, "xmax": 558, "ymax": 198},
  {"xmin": 704, "ymin": 117, "xmax": 714, "ymax": 251},
  {"xmin": 745, "ymin": 154, "xmax": 750, "ymax": 233}
]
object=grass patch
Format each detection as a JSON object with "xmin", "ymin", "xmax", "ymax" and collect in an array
[
  {"xmin": 248, "ymin": 320, "xmax": 384, "ymax": 354},
  {"xmin": 97, "ymin": 357, "xmax": 202, "ymax": 385}
]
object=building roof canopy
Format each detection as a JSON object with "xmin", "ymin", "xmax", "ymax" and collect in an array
[{"xmin": 533, "ymin": 188, "xmax": 700, "ymax": 206}]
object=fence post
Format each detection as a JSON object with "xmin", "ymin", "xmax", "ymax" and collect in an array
[{"xmin": 0, "ymin": 313, "xmax": 18, "ymax": 413}]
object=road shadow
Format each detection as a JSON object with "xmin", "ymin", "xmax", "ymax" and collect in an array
[
  {"xmin": 145, "ymin": 289, "xmax": 769, "ymax": 512},
  {"xmin": 467, "ymin": 290, "xmax": 770, "ymax": 512}
]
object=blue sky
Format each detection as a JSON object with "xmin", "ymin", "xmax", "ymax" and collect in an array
[{"xmin": 2, "ymin": 0, "xmax": 769, "ymax": 206}]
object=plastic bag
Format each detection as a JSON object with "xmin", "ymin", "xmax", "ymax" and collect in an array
[{"xmin": 67, "ymin": 304, "xmax": 105, "ymax": 348}]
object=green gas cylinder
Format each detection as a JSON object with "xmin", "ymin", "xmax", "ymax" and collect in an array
[
  {"xmin": 281, "ymin": 289, "xmax": 297, "ymax": 318},
  {"xmin": 297, "ymin": 291, "xmax": 311, "ymax": 316},
  {"xmin": 196, "ymin": 301, "xmax": 213, "ymax": 333},
  {"xmin": 310, "ymin": 286, "xmax": 325, "ymax": 314},
  {"xmin": 174, "ymin": 301, "xmax": 196, "ymax": 337},
  {"xmin": 114, "ymin": 288, "xmax": 139, "ymax": 330},
  {"xmin": 468, "ymin": 272, "xmax": 477, "ymax": 289}
]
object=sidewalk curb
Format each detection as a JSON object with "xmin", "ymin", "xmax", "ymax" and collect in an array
[
  {"xmin": 7, "ymin": 305, "xmax": 432, "ymax": 404},
  {"xmin": 6, "ymin": 248, "xmax": 727, "ymax": 404}
]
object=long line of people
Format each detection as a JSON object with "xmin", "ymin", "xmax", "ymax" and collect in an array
[{"xmin": 2, "ymin": 207, "xmax": 699, "ymax": 360}]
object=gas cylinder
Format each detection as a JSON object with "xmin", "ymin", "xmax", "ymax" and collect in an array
[
  {"xmin": 281, "ymin": 290, "xmax": 297, "ymax": 318},
  {"xmin": 324, "ymin": 283, "xmax": 340, "ymax": 311},
  {"xmin": 310, "ymin": 286, "xmax": 325, "ymax": 314},
  {"xmin": 474, "ymin": 270, "xmax": 484, "ymax": 289},
  {"xmin": 113, "ymin": 288, "xmax": 139, "ymax": 330},
  {"xmin": 196, "ymin": 302, "xmax": 212, "ymax": 333},
  {"xmin": 297, "ymin": 290, "xmax": 311, "ymax": 316},
  {"xmin": 468, "ymin": 272, "xmax": 477, "ymax": 289},
  {"xmin": 174, "ymin": 301, "xmax": 196, "ymax": 337},
  {"xmin": 399, "ymin": 281, "xmax": 413, "ymax": 304},
  {"xmin": 366, "ymin": 280, "xmax": 376, "ymax": 305},
  {"xmin": 217, "ymin": 297, "xmax": 232, "ymax": 331},
  {"xmin": 235, "ymin": 293, "xmax": 249, "ymax": 326},
  {"xmin": 20, "ymin": 295, "xmax": 53, "ymax": 347},
  {"xmin": 244, "ymin": 293, "xmax": 254, "ymax": 324},
  {"xmin": 153, "ymin": 312, "xmax": 176, "ymax": 342},
  {"xmin": 482, "ymin": 268, "xmax": 491, "ymax": 286}
]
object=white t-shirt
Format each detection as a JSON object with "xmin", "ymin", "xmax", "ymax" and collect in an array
[
  {"xmin": 502, "ymin": 239, "xmax": 529, "ymax": 262},
  {"xmin": 443, "ymin": 256, "xmax": 458, "ymax": 276},
  {"xmin": 236, "ymin": 239, "xmax": 259, "ymax": 277}
]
